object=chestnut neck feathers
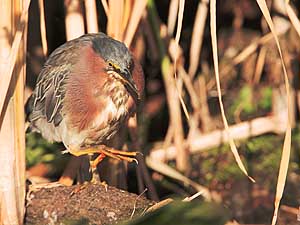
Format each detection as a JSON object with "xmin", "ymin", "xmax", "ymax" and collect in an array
[
  {"xmin": 103, "ymin": 75, "xmax": 129, "ymax": 108},
  {"xmin": 63, "ymin": 45, "xmax": 130, "ymax": 131}
]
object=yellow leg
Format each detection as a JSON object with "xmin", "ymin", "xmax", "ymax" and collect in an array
[
  {"xmin": 66, "ymin": 145, "xmax": 139, "ymax": 164},
  {"xmin": 91, "ymin": 153, "xmax": 106, "ymax": 168},
  {"xmin": 65, "ymin": 145, "xmax": 138, "ymax": 194},
  {"xmin": 89, "ymin": 154, "xmax": 101, "ymax": 184}
]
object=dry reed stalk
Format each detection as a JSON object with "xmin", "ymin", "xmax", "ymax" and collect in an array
[
  {"xmin": 0, "ymin": 0, "xmax": 30, "ymax": 115},
  {"xmin": 148, "ymin": 0, "xmax": 188, "ymax": 172},
  {"xmin": 14, "ymin": 2, "xmax": 29, "ymax": 219},
  {"xmin": 121, "ymin": 0, "xmax": 132, "ymax": 34},
  {"xmin": 188, "ymin": 0, "xmax": 209, "ymax": 79},
  {"xmin": 65, "ymin": 0, "xmax": 85, "ymax": 40},
  {"xmin": 85, "ymin": 0, "xmax": 99, "ymax": 33},
  {"xmin": 177, "ymin": 65, "xmax": 200, "ymax": 112},
  {"xmin": 0, "ymin": 0, "xmax": 29, "ymax": 224},
  {"xmin": 0, "ymin": 191, "xmax": 8, "ymax": 223},
  {"xmin": 178, "ymin": 66, "xmax": 212, "ymax": 142},
  {"xmin": 38, "ymin": 0, "xmax": 48, "ymax": 56},
  {"xmin": 232, "ymin": 33, "xmax": 272, "ymax": 65},
  {"xmin": 100, "ymin": 0, "xmax": 109, "ymax": 16},
  {"xmin": 124, "ymin": 0, "xmax": 147, "ymax": 47},
  {"xmin": 107, "ymin": 0, "xmax": 123, "ymax": 40},
  {"xmin": 256, "ymin": 1, "xmax": 292, "ymax": 224},
  {"xmin": 171, "ymin": 0, "xmax": 190, "ymax": 172},
  {"xmin": 167, "ymin": 0, "xmax": 179, "ymax": 35},
  {"xmin": 174, "ymin": 0, "xmax": 184, "ymax": 49},
  {"xmin": 197, "ymin": 76, "xmax": 212, "ymax": 132},
  {"xmin": 162, "ymin": 58, "xmax": 188, "ymax": 172},
  {"xmin": 206, "ymin": 31, "xmax": 285, "ymax": 90},
  {"xmin": 113, "ymin": 0, "xmax": 124, "ymax": 40},
  {"xmin": 253, "ymin": 46, "xmax": 267, "ymax": 84},
  {"xmin": 172, "ymin": 0, "xmax": 190, "ymax": 123},
  {"xmin": 13, "ymin": 55, "xmax": 26, "ymax": 225},
  {"xmin": 162, "ymin": 124, "xmax": 174, "ymax": 162},
  {"xmin": 168, "ymin": 38, "xmax": 190, "ymax": 122},
  {"xmin": 210, "ymin": 0, "xmax": 254, "ymax": 182},
  {"xmin": 285, "ymin": 2, "xmax": 300, "ymax": 38}
]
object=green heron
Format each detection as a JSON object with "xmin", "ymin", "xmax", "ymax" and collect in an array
[{"xmin": 26, "ymin": 33, "xmax": 144, "ymax": 182}]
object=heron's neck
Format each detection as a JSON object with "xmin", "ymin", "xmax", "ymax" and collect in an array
[{"xmin": 103, "ymin": 78, "xmax": 129, "ymax": 109}]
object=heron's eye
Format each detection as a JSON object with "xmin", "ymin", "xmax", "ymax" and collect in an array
[
  {"xmin": 127, "ymin": 60, "xmax": 132, "ymax": 69},
  {"xmin": 107, "ymin": 61, "xmax": 120, "ymax": 71}
]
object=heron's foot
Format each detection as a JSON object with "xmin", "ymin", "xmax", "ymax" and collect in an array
[
  {"xmin": 68, "ymin": 145, "xmax": 140, "ymax": 165},
  {"xmin": 66, "ymin": 145, "xmax": 139, "ymax": 196},
  {"xmin": 70, "ymin": 182, "xmax": 88, "ymax": 196},
  {"xmin": 99, "ymin": 146, "xmax": 139, "ymax": 164}
]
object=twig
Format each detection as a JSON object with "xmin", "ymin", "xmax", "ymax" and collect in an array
[
  {"xmin": 146, "ymin": 157, "xmax": 212, "ymax": 201},
  {"xmin": 182, "ymin": 191, "xmax": 203, "ymax": 202},
  {"xmin": 130, "ymin": 188, "xmax": 148, "ymax": 219},
  {"xmin": 145, "ymin": 198, "xmax": 174, "ymax": 214}
]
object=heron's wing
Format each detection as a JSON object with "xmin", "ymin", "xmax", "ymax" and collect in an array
[{"xmin": 27, "ymin": 64, "xmax": 70, "ymax": 126}]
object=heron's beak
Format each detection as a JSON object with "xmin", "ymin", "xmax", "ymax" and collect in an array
[{"xmin": 118, "ymin": 68, "xmax": 139, "ymax": 101}]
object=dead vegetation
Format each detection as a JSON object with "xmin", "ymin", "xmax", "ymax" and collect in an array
[{"xmin": 1, "ymin": 0, "xmax": 300, "ymax": 224}]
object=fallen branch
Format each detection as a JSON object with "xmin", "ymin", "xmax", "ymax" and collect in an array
[
  {"xmin": 149, "ymin": 86, "xmax": 294, "ymax": 162},
  {"xmin": 149, "ymin": 115, "xmax": 282, "ymax": 162}
]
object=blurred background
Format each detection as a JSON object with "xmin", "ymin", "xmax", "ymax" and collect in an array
[{"xmin": 21, "ymin": 0, "xmax": 300, "ymax": 224}]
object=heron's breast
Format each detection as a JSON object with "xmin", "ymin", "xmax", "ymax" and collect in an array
[{"xmin": 83, "ymin": 84, "xmax": 129, "ymax": 145}]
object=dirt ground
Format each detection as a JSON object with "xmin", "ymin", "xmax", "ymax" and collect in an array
[{"xmin": 25, "ymin": 183, "xmax": 155, "ymax": 225}]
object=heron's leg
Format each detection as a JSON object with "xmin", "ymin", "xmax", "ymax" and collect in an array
[
  {"xmin": 89, "ymin": 153, "xmax": 105, "ymax": 184},
  {"xmin": 90, "ymin": 153, "xmax": 106, "ymax": 168},
  {"xmin": 67, "ymin": 145, "xmax": 139, "ymax": 164}
]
